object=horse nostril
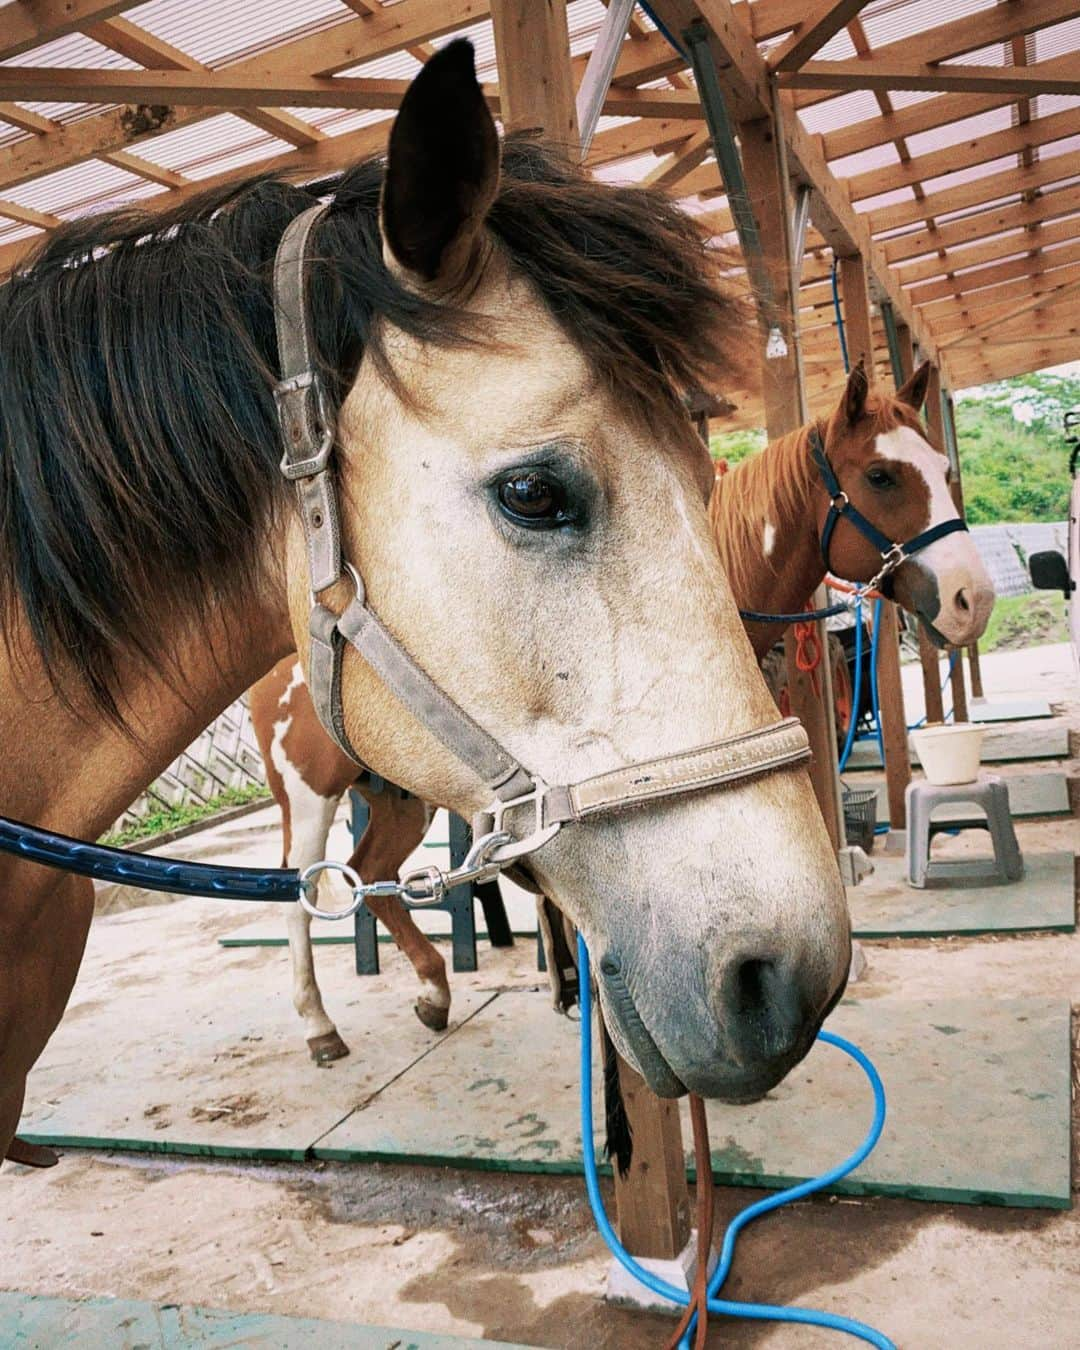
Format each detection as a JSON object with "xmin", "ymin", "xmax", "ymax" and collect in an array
[
  {"xmin": 725, "ymin": 956, "xmax": 805, "ymax": 1063},
  {"xmin": 954, "ymin": 587, "xmax": 970, "ymax": 614}
]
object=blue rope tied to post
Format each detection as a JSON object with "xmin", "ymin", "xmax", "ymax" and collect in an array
[{"xmin": 578, "ymin": 933, "xmax": 894, "ymax": 1348}]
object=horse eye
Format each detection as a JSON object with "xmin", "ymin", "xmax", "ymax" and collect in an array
[
  {"xmin": 865, "ymin": 466, "xmax": 895, "ymax": 490},
  {"xmin": 497, "ymin": 470, "xmax": 569, "ymax": 529}
]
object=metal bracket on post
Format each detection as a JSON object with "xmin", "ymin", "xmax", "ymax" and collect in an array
[
  {"xmin": 576, "ymin": 0, "xmax": 636, "ymax": 158},
  {"xmin": 881, "ymin": 300, "xmax": 905, "ymax": 388},
  {"xmin": 790, "ymin": 183, "xmax": 812, "ymax": 282}
]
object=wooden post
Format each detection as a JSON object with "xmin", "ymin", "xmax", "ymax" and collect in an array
[
  {"xmin": 895, "ymin": 324, "xmax": 946, "ymax": 724},
  {"xmin": 740, "ymin": 113, "xmax": 843, "ymax": 851},
  {"xmin": 491, "ymin": 0, "xmax": 578, "ymax": 149},
  {"xmin": 926, "ymin": 365, "xmax": 969, "ymax": 722},
  {"xmin": 608, "ymin": 1055, "xmax": 692, "ymax": 1258},
  {"xmin": 839, "ymin": 255, "xmax": 910, "ymax": 830},
  {"xmin": 944, "ymin": 391, "xmax": 984, "ymax": 701},
  {"xmin": 491, "ymin": 2, "xmax": 690, "ymax": 1267}
]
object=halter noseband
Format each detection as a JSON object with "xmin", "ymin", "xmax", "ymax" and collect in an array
[
  {"xmin": 271, "ymin": 203, "xmax": 811, "ymax": 900},
  {"xmin": 810, "ymin": 426, "xmax": 968, "ymax": 596}
]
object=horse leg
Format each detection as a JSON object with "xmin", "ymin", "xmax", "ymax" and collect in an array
[
  {"xmin": 284, "ymin": 790, "xmax": 351, "ymax": 1064},
  {"xmin": 1, "ymin": 870, "xmax": 94, "ymax": 1166},
  {"xmin": 351, "ymin": 794, "xmax": 451, "ymax": 1031}
]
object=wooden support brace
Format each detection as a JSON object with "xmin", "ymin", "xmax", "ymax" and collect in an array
[
  {"xmin": 611, "ymin": 1054, "xmax": 692, "ymax": 1259},
  {"xmin": 839, "ymin": 253, "xmax": 911, "ymax": 827}
]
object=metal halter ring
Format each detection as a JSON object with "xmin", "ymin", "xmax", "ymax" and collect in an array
[
  {"xmin": 298, "ymin": 858, "xmax": 366, "ymax": 921},
  {"xmin": 831, "ymin": 490, "xmax": 850, "ymax": 511}
]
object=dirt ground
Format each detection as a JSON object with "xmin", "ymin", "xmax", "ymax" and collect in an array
[{"xmin": 2, "ymin": 644, "xmax": 1078, "ymax": 1348}]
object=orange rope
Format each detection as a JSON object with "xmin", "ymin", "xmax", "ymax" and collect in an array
[
  {"xmin": 824, "ymin": 574, "xmax": 885, "ymax": 602},
  {"xmin": 793, "ymin": 616, "xmax": 823, "ymax": 698}
]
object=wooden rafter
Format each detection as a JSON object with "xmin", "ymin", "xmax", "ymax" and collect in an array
[
  {"xmin": 870, "ymin": 155, "xmax": 1079, "ymax": 236},
  {"xmin": 791, "ymin": 0, "xmax": 1080, "ymax": 111},
  {"xmin": 0, "ymin": 1, "xmax": 142, "ymax": 61},
  {"xmin": 784, "ymin": 60, "xmax": 1080, "ymax": 97},
  {"xmin": 642, "ymin": 128, "xmax": 712, "ymax": 189},
  {"xmin": 887, "ymin": 183, "xmax": 1080, "ymax": 268},
  {"xmin": 938, "ymin": 277, "xmax": 1080, "ymax": 348},
  {"xmin": 903, "ymin": 217, "xmax": 1080, "ymax": 293},
  {"xmin": 767, "ymin": 0, "xmax": 871, "ymax": 74},
  {"xmin": 909, "ymin": 238, "xmax": 1080, "ymax": 307},
  {"xmin": 821, "ymin": 50, "xmax": 1078, "ymax": 160},
  {"xmin": 846, "ymin": 104, "xmax": 1080, "ymax": 203}
]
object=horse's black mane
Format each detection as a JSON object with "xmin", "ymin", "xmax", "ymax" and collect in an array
[{"xmin": 0, "ymin": 137, "xmax": 750, "ymax": 720}]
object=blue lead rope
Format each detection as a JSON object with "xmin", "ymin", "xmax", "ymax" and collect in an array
[{"xmin": 577, "ymin": 933, "xmax": 894, "ymax": 1349}]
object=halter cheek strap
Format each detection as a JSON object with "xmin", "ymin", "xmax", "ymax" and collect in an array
[{"xmin": 810, "ymin": 427, "xmax": 968, "ymax": 590}]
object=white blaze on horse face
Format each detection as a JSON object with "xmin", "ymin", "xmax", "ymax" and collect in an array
[{"xmin": 874, "ymin": 427, "xmax": 994, "ymax": 643}]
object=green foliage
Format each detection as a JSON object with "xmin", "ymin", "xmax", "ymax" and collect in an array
[
  {"xmin": 101, "ymin": 782, "xmax": 270, "ymax": 848},
  {"xmin": 979, "ymin": 591, "xmax": 1069, "ymax": 654},
  {"xmin": 709, "ymin": 426, "xmax": 766, "ymax": 467},
  {"xmin": 953, "ymin": 371, "xmax": 1078, "ymax": 524}
]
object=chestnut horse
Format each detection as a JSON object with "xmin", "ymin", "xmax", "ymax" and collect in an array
[
  {"xmin": 250, "ymin": 361, "xmax": 994, "ymax": 1061},
  {"xmin": 2, "ymin": 42, "xmax": 850, "ymax": 1164}
]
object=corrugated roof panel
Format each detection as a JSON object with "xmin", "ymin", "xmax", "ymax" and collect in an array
[
  {"xmin": 284, "ymin": 106, "xmax": 393, "ymax": 138},
  {"xmin": 815, "ymin": 28, "xmax": 858, "ymax": 62},
  {"xmin": 829, "ymin": 142, "xmax": 902, "ymax": 181},
  {"xmin": 905, "ymin": 105, "xmax": 1014, "ymax": 158},
  {"xmin": 1033, "ymin": 94, "xmax": 1080, "ymax": 117},
  {"xmin": 855, "ymin": 185, "xmax": 918, "ymax": 215},
  {"xmin": 0, "ymin": 121, "xmax": 31, "ymax": 150},
  {"xmin": 125, "ymin": 0, "xmax": 355, "ymax": 70},
  {"xmin": 799, "ymin": 89, "xmax": 882, "ymax": 135},
  {"xmin": 0, "ymin": 33, "xmax": 140, "ymax": 71},
  {"xmin": 3, "ymin": 160, "xmax": 166, "ymax": 216},
  {"xmin": 944, "ymin": 42, "xmax": 1007, "ymax": 67},
  {"xmin": 887, "ymin": 89, "xmax": 939, "ymax": 109},
  {"xmin": 1034, "ymin": 15, "xmax": 1080, "ymax": 60},
  {"xmin": 859, "ymin": 0, "xmax": 993, "ymax": 51},
  {"xmin": 338, "ymin": 49, "xmax": 422, "ymax": 81},
  {"xmin": 1041, "ymin": 134, "xmax": 1080, "ymax": 161},
  {"xmin": 595, "ymin": 151, "xmax": 660, "ymax": 185},
  {"xmin": 567, "ymin": 0, "xmax": 612, "ymax": 58},
  {"xmin": 0, "ymin": 220, "xmax": 41, "ymax": 246},
  {"xmin": 920, "ymin": 153, "xmax": 1023, "ymax": 196},
  {"xmin": 126, "ymin": 112, "xmax": 293, "ymax": 179},
  {"xmin": 431, "ymin": 17, "xmax": 497, "ymax": 76}
]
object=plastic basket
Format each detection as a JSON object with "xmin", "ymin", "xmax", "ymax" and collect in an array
[{"xmin": 842, "ymin": 786, "xmax": 878, "ymax": 854}]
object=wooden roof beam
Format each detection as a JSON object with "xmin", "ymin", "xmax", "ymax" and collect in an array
[
  {"xmin": 846, "ymin": 104, "xmax": 1080, "ymax": 203},
  {"xmin": 900, "ymin": 214, "xmax": 1080, "ymax": 290},
  {"xmin": 870, "ymin": 154, "xmax": 1079, "ymax": 236},
  {"xmin": 888, "ymin": 184, "xmax": 1080, "ymax": 268},
  {"xmin": 821, "ymin": 50, "xmax": 1078, "ymax": 160},
  {"xmin": 791, "ymin": 0, "xmax": 1080, "ymax": 112},
  {"xmin": 0, "ymin": 1, "xmax": 141, "ymax": 61},
  {"xmin": 783, "ymin": 60, "xmax": 1080, "ymax": 98},
  {"xmin": 767, "ymin": 0, "xmax": 871, "ymax": 74},
  {"xmin": 909, "ymin": 237, "xmax": 1080, "ymax": 307},
  {"xmin": 937, "ymin": 281, "xmax": 1080, "ymax": 350}
]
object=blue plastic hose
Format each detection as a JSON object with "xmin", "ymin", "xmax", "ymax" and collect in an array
[
  {"xmin": 578, "ymin": 933, "xmax": 894, "ymax": 1349},
  {"xmin": 831, "ymin": 257, "xmax": 850, "ymax": 374},
  {"xmin": 837, "ymin": 597, "xmax": 865, "ymax": 773},
  {"xmin": 869, "ymin": 599, "xmax": 886, "ymax": 764}
]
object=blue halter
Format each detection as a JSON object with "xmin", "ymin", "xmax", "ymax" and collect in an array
[{"xmin": 810, "ymin": 426, "xmax": 969, "ymax": 591}]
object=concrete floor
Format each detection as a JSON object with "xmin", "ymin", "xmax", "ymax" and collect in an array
[{"xmin": 2, "ymin": 644, "xmax": 1077, "ymax": 1348}]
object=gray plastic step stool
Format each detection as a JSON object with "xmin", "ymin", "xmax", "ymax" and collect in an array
[{"xmin": 905, "ymin": 773, "xmax": 1024, "ymax": 888}]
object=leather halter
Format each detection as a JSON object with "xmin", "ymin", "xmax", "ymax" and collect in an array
[
  {"xmin": 272, "ymin": 203, "xmax": 811, "ymax": 871},
  {"xmin": 809, "ymin": 426, "xmax": 968, "ymax": 594}
]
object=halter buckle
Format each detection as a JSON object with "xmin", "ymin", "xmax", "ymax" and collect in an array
[
  {"xmin": 831, "ymin": 490, "xmax": 850, "ymax": 511},
  {"xmin": 274, "ymin": 370, "xmax": 335, "ymax": 479}
]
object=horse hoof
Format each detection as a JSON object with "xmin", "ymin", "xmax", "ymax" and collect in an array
[
  {"xmin": 415, "ymin": 998, "xmax": 450, "ymax": 1032},
  {"xmin": 5, "ymin": 1137, "xmax": 59, "ymax": 1168},
  {"xmin": 308, "ymin": 1030, "xmax": 350, "ymax": 1064}
]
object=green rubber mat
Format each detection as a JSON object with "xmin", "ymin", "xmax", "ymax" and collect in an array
[
  {"xmin": 0, "ymin": 1293, "xmax": 528, "ymax": 1348},
  {"xmin": 309, "ymin": 991, "xmax": 1071, "ymax": 1209},
  {"xmin": 970, "ymin": 698, "xmax": 1053, "ymax": 722},
  {"xmin": 849, "ymin": 850, "xmax": 1076, "ymax": 937},
  {"xmin": 18, "ymin": 898, "xmax": 1072, "ymax": 1209}
]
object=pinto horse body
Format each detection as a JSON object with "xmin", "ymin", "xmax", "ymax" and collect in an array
[
  {"xmin": 2, "ymin": 43, "xmax": 850, "ymax": 1164},
  {"xmin": 250, "ymin": 365, "xmax": 995, "ymax": 1060}
]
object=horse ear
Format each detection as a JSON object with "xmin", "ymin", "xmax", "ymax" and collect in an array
[
  {"xmin": 381, "ymin": 40, "xmax": 500, "ymax": 289},
  {"xmin": 843, "ymin": 357, "xmax": 869, "ymax": 425},
  {"xmin": 897, "ymin": 359, "xmax": 931, "ymax": 412}
]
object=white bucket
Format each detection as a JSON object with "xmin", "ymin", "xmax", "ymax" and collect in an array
[{"xmin": 911, "ymin": 723, "xmax": 986, "ymax": 785}]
